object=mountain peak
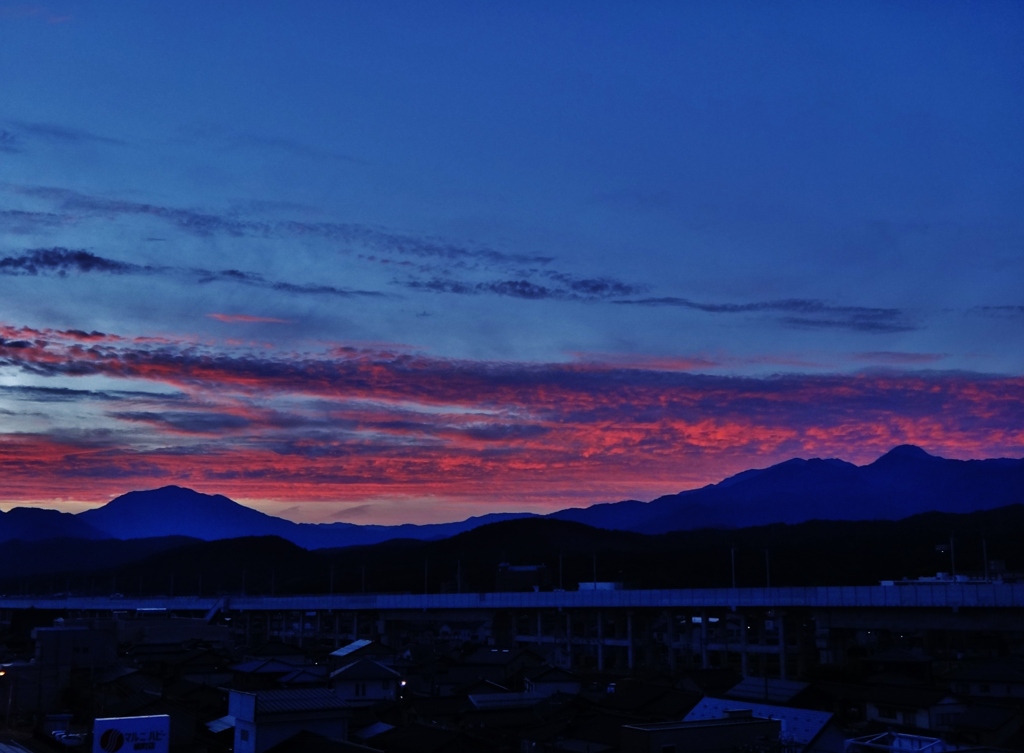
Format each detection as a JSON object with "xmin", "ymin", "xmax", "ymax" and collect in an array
[
  {"xmin": 79, "ymin": 486, "xmax": 289, "ymax": 540},
  {"xmin": 876, "ymin": 444, "xmax": 938, "ymax": 462}
]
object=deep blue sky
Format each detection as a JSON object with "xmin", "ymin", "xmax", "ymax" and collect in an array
[{"xmin": 1, "ymin": 1, "xmax": 1022, "ymax": 522}]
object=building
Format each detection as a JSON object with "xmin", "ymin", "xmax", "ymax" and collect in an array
[
  {"xmin": 621, "ymin": 716, "xmax": 781, "ymax": 753},
  {"xmin": 230, "ymin": 687, "xmax": 351, "ymax": 753},
  {"xmin": 330, "ymin": 659, "xmax": 401, "ymax": 705},
  {"xmin": 684, "ymin": 696, "xmax": 845, "ymax": 753}
]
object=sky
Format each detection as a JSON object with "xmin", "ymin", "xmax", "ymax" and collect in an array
[{"xmin": 1, "ymin": 1, "xmax": 1022, "ymax": 524}]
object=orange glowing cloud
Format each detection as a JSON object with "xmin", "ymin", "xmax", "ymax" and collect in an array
[{"xmin": 1, "ymin": 320, "xmax": 1022, "ymax": 520}]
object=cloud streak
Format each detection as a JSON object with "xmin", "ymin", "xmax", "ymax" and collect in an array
[
  {"xmin": 0, "ymin": 247, "xmax": 144, "ymax": 275},
  {"xmin": 0, "ymin": 247, "xmax": 384, "ymax": 299},
  {"xmin": 208, "ymin": 314, "xmax": 292, "ymax": 324},
  {"xmin": 13, "ymin": 186, "xmax": 552, "ymax": 268},
  {"xmin": 6, "ymin": 120, "xmax": 126, "ymax": 147},
  {"xmin": 406, "ymin": 274, "xmax": 644, "ymax": 302},
  {"xmin": 7, "ymin": 185, "xmax": 912, "ymax": 329},
  {"xmin": 615, "ymin": 296, "xmax": 915, "ymax": 333},
  {"xmin": 0, "ymin": 129, "xmax": 22, "ymax": 153}
]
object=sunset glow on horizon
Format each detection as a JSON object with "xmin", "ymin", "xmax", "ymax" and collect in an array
[{"xmin": 1, "ymin": 322, "xmax": 1022, "ymax": 523}]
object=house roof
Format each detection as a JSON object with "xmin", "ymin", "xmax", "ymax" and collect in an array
[
  {"xmin": 953, "ymin": 705, "xmax": 1021, "ymax": 732},
  {"xmin": 868, "ymin": 648, "xmax": 934, "ymax": 664},
  {"xmin": 461, "ymin": 646, "xmax": 534, "ymax": 666},
  {"xmin": 525, "ymin": 666, "xmax": 581, "ymax": 683},
  {"xmin": 863, "ymin": 681, "xmax": 955, "ymax": 709},
  {"xmin": 330, "ymin": 639, "xmax": 374, "ymax": 659},
  {"xmin": 331, "ymin": 659, "xmax": 400, "ymax": 681},
  {"xmin": 232, "ymin": 658, "xmax": 304, "ymax": 674},
  {"xmin": 93, "ymin": 665, "xmax": 139, "ymax": 685},
  {"xmin": 947, "ymin": 662, "xmax": 1024, "ymax": 684},
  {"xmin": 279, "ymin": 667, "xmax": 329, "ymax": 685},
  {"xmin": 684, "ymin": 696, "xmax": 834, "ymax": 748},
  {"xmin": 369, "ymin": 723, "xmax": 483, "ymax": 753},
  {"xmin": 468, "ymin": 691, "xmax": 545, "ymax": 710},
  {"xmin": 206, "ymin": 714, "xmax": 235, "ymax": 734},
  {"xmin": 264, "ymin": 730, "xmax": 382, "ymax": 753},
  {"xmin": 248, "ymin": 641, "xmax": 308, "ymax": 658},
  {"xmin": 355, "ymin": 721, "xmax": 395, "ymax": 740},
  {"xmin": 254, "ymin": 688, "xmax": 350, "ymax": 714},
  {"xmin": 593, "ymin": 680, "xmax": 687, "ymax": 715},
  {"xmin": 455, "ymin": 679, "xmax": 508, "ymax": 696},
  {"xmin": 725, "ymin": 676, "xmax": 810, "ymax": 704}
]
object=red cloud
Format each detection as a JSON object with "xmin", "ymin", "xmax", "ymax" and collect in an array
[{"xmin": 1, "ymin": 321, "xmax": 1022, "ymax": 519}]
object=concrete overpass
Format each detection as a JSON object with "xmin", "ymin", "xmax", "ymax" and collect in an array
[{"xmin": 4, "ymin": 584, "xmax": 1020, "ymax": 676}]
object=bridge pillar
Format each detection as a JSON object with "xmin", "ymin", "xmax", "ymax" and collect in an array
[
  {"xmin": 778, "ymin": 612, "xmax": 787, "ymax": 680},
  {"xmin": 666, "ymin": 610, "xmax": 676, "ymax": 674},
  {"xmin": 566, "ymin": 613, "xmax": 572, "ymax": 668},
  {"xmin": 701, "ymin": 609, "xmax": 709, "ymax": 669},
  {"xmin": 627, "ymin": 612, "xmax": 634, "ymax": 671},
  {"xmin": 740, "ymin": 611, "xmax": 748, "ymax": 677}
]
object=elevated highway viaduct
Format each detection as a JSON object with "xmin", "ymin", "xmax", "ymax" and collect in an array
[{"xmin": 3, "ymin": 584, "xmax": 1021, "ymax": 677}]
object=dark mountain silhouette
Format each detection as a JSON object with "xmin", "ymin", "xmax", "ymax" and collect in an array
[
  {"xmin": 78, "ymin": 486, "xmax": 291, "ymax": 540},
  {"xmin": 0, "ymin": 507, "xmax": 109, "ymax": 543},
  {"xmin": 3, "ymin": 446, "xmax": 1020, "ymax": 547},
  {"xmin": 551, "ymin": 445, "xmax": 1024, "ymax": 533},
  {"xmin": 5, "ymin": 505, "xmax": 1022, "ymax": 596},
  {"xmin": 76, "ymin": 485, "xmax": 535, "ymax": 547}
]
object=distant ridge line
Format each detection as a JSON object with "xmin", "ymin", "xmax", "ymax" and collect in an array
[{"xmin": 1, "ymin": 445, "xmax": 1021, "ymax": 548}]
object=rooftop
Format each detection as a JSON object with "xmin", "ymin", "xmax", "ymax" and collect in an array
[
  {"xmin": 254, "ymin": 688, "xmax": 350, "ymax": 715},
  {"xmin": 330, "ymin": 639, "xmax": 374, "ymax": 659},
  {"xmin": 684, "ymin": 696, "xmax": 834, "ymax": 747},
  {"xmin": 725, "ymin": 676, "xmax": 809, "ymax": 704},
  {"xmin": 331, "ymin": 659, "xmax": 400, "ymax": 681}
]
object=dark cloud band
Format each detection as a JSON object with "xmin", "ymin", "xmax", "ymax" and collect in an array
[
  {"xmin": 614, "ymin": 296, "xmax": 914, "ymax": 333},
  {"xmin": 0, "ymin": 247, "xmax": 384, "ymax": 299}
]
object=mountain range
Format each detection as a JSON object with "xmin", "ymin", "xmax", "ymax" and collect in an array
[
  {"xmin": 1, "ymin": 445, "xmax": 1022, "ymax": 548},
  {"xmin": 550, "ymin": 444, "xmax": 1024, "ymax": 533}
]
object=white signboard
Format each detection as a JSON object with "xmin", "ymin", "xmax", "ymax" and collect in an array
[{"xmin": 93, "ymin": 715, "xmax": 170, "ymax": 753}]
